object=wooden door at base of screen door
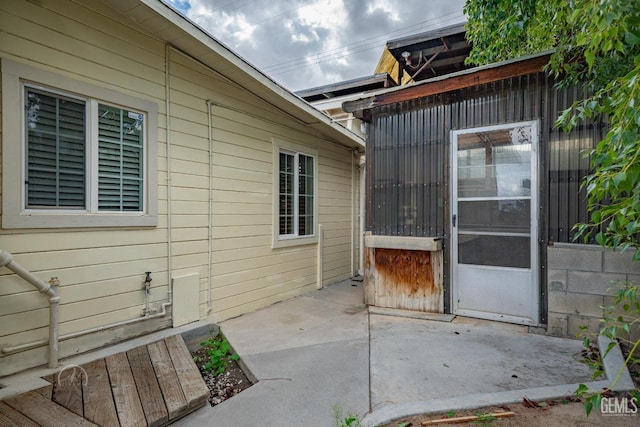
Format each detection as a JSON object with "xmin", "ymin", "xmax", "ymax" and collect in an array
[{"xmin": 451, "ymin": 121, "xmax": 539, "ymax": 325}]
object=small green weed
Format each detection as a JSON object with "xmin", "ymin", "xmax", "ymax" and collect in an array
[
  {"xmin": 473, "ymin": 412, "xmax": 495, "ymax": 425},
  {"xmin": 332, "ymin": 404, "xmax": 362, "ymax": 427},
  {"xmin": 446, "ymin": 410, "xmax": 456, "ymax": 418},
  {"xmin": 197, "ymin": 335, "xmax": 240, "ymax": 375}
]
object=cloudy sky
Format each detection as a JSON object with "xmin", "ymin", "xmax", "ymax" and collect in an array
[{"xmin": 164, "ymin": 0, "xmax": 467, "ymax": 92}]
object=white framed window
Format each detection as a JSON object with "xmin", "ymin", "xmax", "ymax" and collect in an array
[
  {"xmin": 272, "ymin": 138, "xmax": 318, "ymax": 248},
  {"xmin": 2, "ymin": 58, "xmax": 158, "ymax": 228}
]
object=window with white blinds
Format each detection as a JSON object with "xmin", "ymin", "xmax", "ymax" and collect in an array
[
  {"xmin": 2, "ymin": 58, "xmax": 157, "ymax": 229},
  {"xmin": 278, "ymin": 151, "xmax": 315, "ymax": 238},
  {"xmin": 23, "ymin": 85, "xmax": 145, "ymax": 213}
]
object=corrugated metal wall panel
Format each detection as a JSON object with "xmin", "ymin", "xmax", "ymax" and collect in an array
[{"xmin": 366, "ymin": 73, "xmax": 604, "ymax": 244}]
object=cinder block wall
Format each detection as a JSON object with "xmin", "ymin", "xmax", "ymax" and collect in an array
[{"xmin": 547, "ymin": 243, "xmax": 640, "ymax": 339}]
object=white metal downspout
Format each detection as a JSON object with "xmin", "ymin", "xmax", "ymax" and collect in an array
[
  {"xmin": 359, "ymin": 154, "xmax": 366, "ymax": 275},
  {"xmin": 206, "ymin": 99, "xmax": 214, "ymax": 314},
  {"xmin": 165, "ymin": 43, "xmax": 174, "ymax": 319},
  {"xmin": 317, "ymin": 224, "xmax": 324, "ymax": 289},
  {"xmin": 351, "ymin": 150, "xmax": 355, "ymax": 277},
  {"xmin": 0, "ymin": 250, "xmax": 59, "ymax": 368}
]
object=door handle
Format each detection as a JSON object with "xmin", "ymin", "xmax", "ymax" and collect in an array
[{"xmin": 452, "ymin": 214, "xmax": 457, "ymax": 227}]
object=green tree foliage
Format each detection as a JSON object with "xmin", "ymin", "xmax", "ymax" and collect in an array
[{"xmin": 464, "ymin": 0, "xmax": 640, "ymax": 258}]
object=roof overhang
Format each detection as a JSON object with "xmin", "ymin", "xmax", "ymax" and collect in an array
[
  {"xmin": 386, "ymin": 22, "xmax": 472, "ymax": 81},
  {"xmin": 343, "ymin": 51, "xmax": 552, "ymax": 121},
  {"xmin": 296, "ymin": 73, "xmax": 396, "ymax": 102},
  {"xmin": 99, "ymin": 0, "xmax": 364, "ymax": 150}
]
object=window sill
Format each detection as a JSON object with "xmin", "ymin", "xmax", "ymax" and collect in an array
[
  {"xmin": 2, "ymin": 213, "xmax": 157, "ymax": 229},
  {"xmin": 272, "ymin": 235, "xmax": 318, "ymax": 249}
]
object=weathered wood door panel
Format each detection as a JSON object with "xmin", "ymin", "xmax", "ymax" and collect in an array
[{"xmin": 364, "ymin": 244, "xmax": 443, "ymax": 313}]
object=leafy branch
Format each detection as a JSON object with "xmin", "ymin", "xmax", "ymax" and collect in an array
[
  {"xmin": 465, "ymin": 1, "xmax": 640, "ymax": 256},
  {"xmin": 464, "ymin": 0, "xmax": 640, "ymax": 416}
]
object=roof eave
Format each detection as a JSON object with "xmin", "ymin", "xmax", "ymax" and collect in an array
[
  {"xmin": 295, "ymin": 73, "xmax": 393, "ymax": 98},
  {"xmin": 105, "ymin": 0, "xmax": 364, "ymax": 149}
]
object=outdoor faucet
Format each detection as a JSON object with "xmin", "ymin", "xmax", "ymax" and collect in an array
[{"xmin": 144, "ymin": 271, "xmax": 152, "ymax": 294}]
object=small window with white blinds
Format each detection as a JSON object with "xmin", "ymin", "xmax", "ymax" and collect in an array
[
  {"xmin": 2, "ymin": 58, "xmax": 157, "ymax": 229},
  {"xmin": 272, "ymin": 137, "xmax": 318, "ymax": 248},
  {"xmin": 278, "ymin": 151, "xmax": 315, "ymax": 238},
  {"xmin": 23, "ymin": 85, "xmax": 146, "ymax": 214}
]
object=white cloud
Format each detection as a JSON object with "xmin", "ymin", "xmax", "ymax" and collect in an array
[
  {"xmin": 290, "ymin": 1, "xmax": 352, "ymax": 73},
  {"xmin": 296, "ymin": 0, "xmax": 347, "ymax": 29},
  {"xmin": 366, "ymin": 0, "xmax": 400, "ymax": 21},
  {"xmin": 183, "ymin": 0, "xmax": 257, "ymax": 48},
  {"xmin": 164, "ymin": 0, "xmax": 466, "ymax": 91}
]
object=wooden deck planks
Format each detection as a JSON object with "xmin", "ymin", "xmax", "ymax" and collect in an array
[
  {"xmin": 83, "ymin": 359, "xmax": 119, "ymax": 427},
  {"xmin": 37, "ymin": 376, "xmax": 55, "ymax": 399},
  {"xmin": 0, "ymin": 401, "xmax": 40, "ymax": 427},
  {"xmin": 4, "ymin": 391, "xmax": 97, "ymax": 427},
  {"xmin": 127, "ymin": 345, "xmax": 168, "ymax": 427},
  {"xmin": 105, "ymin": 352, "xmax": 147, "ymax": 427},
  {"xmin": 34, "ymin": 383, "xmax": 53, "ymax": 399},
  {"xmin": 52, "ymin": 365, "xmax": 84, "ymax": 417},
  {"xmin": 164, "ymin": 335, "xmax": 209, "ymax": 409},
  {"xmin": 147, "ymin": 340, "xmax": 188, "ymax": 420},
  {"xmin": 2, "ymin": 334, "xmax": 208, "ymax": 427}
]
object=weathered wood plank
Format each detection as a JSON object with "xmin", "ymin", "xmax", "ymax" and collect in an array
[
  {"xmin": 4, "ymin": 391, "xmax": 96, "ymax": 427},
  {"xmin": 52, "ymin": 365, "xmax": 84, "ymax": 417},
  {"xmin": 0, "ymin": 401, "xmax": 40, "ymax": 427},
  {"xmin": 363, "ymin": 246, "xmax": 376, "ymax": 306},
  {"xmin": 127, "ymin": 345, "xmax": 168, "ymax": 427},
  {"xmin": 83, "ymin": 359, "xmax": 119, "ymax": 427},
  {"xmin": 33, "ymin": 383, "xmax": 53, "ymax": 399},
  {"xmin": 164, "ymin": 335, "xmax": 209, "ymax": 408},
  {"xmin": 105, "ymin": 352, "xmax": 146, "ymax": 427},
  {"xmin": 147, "ymin": 340, "xmax": 188, "ymax": 420}
]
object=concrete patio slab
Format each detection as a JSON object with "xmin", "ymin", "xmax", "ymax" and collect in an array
[{"xmin": 369, "ymin": 314, "xmax": 593, "ymax": 410}]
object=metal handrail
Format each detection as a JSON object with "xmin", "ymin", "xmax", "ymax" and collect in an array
[{"xmin": 0, "ymin": 249, "xmax": 59, "ymax": 368}]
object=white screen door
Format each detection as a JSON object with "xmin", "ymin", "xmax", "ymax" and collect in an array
[{"xmin": 451, "ymin": 121, "xmax": 539, "ymax": 325}]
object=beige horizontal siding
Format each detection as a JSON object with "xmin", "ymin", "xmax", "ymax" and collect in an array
[
  {"xmin": 0, "ymin": 0, "xmax": 171, "ymax": 375},
  {"xmin": 0, "ymin": 0, "xmax": 166, "ymax": 97},
  {"xmin": 0, "ymin": 229, "xmax": 168, "ymax": 254},
  {"xmin": 0, "ymin": 0, "xmax": 359, "ymax": 375}
]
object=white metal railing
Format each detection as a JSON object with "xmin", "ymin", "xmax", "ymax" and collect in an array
[{"xmin": 0, "ymin": 250, "xmax": 59, "ymax": 368}]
